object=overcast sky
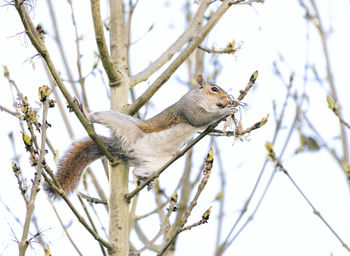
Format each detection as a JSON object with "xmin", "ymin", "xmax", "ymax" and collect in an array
[{"xmin": 1, "ymin": 1, "xmax": 350, "ymax": 255}]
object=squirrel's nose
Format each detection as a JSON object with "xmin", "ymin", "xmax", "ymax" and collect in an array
[{"xmin": 229, "ymin": 95, "xmax": 235, "ymax": 105}]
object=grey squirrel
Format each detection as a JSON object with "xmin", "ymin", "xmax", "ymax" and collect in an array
[{"xmin": 45, "ymin": 74, "xmax": 236, "ymax": 198}]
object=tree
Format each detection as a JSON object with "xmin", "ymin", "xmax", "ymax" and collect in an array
[{"xmin": 1, "ymin": 0, "xmax": 350, "ymax": 255}]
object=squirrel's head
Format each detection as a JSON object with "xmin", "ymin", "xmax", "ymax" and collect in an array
[{"xmin": 196, "ymin": 74, "xmax": 233, "ymax": 110}]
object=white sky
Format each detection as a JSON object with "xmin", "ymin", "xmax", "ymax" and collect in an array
[{"xmin": 1, "ymin": 0, "xmax": 350, "ymax": 256}]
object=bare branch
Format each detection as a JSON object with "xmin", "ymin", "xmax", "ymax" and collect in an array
[
  {"xmin": 128, "ymin": 0, "xmax": 246, "ymax": 115},
  {"xmin": 129, "ymin": 0, "xmax": 211, "ymax": 87},
  {"xmin": 90, "ymin": 0, "xmax": 121, "ymax": 87}
]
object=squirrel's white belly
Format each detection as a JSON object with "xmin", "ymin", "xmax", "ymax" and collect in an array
[
  {"xmin": 136, "ymin": 123, "xmax": 197, "ymax": 156},
  {"xmin": 131, "ymin": 123, "xmax": 198, "ymax": 178}
]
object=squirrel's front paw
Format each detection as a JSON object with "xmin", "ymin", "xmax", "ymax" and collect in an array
[
  {"xmin": 73, "ymin": 98, "xmax": 91, "ymax": 120},
  {"xmin": 224, "ymin": 105, "xmax": 237, "ymax": 115}
]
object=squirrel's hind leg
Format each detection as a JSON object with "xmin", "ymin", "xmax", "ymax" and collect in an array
[
  {"xmin": 88, "ymin": 111, "xmax": 138, "ymax": 126},
  {"xmin": 88, "ymin": 111, "xmax": 145, "ymax": 143}
]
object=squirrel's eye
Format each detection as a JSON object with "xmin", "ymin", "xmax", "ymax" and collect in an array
[{"xmin": 211, "ymin": 87, "xmax": 219, "ymax": 92}]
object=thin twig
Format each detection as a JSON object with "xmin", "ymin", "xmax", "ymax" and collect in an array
[
  {"xmin": 212, "ymin": 140, "xmax": 226, "ymax": 251},
  {"xmin": 46, "ymin": 0, "xmax": 80, "ymax": 99},
  {"xmin": 78, "ymin": 192, "xmax": 107, "ymax": 205},
  {"xmin": 42, "ymin": 166, "xmax": 112, "ymax": 250},
  {"xmin": 134, "ymin": 200, "xmax": 170, "ymax": 221},
  {"xmin": 125, "ymin": 0, "xmax": 139, "ymax": 75},
  {"xmin": 166, "ymin": 148, "xmax": 194, "ymax": 244},
  {"xmin": 77, "ymin": 195, "xmax": 107, "ymax": 256},
  {"xmin": 210, "ymin": 114, "xmax": 268, "ymax": 137},
  {"xmin": 265, "ymin": 144, "xmax": 350, "ymax": 252},
  {"xmin": 67, "ymin": 0, "xmax": 88, "ymax": 108},
  {"xmin": 42, "ymin": 61, "xmax": 75, "ymax": 138},
  {"xmin": 131, "ymin": 195, "xmax": 177, "ymax": 255},
  {"xmin": 49, "ymin": 200, "xmax": 83, "ymax": 256},
  {"xmin": 303, "ymin": 113, "xmax": 348, "ymax": 180},
  {"xmin": 0, "ymin": 105, "xmax": 18, "ymax": 116},
  {"xmin": 198, "ymin": 45, "xmax": 237, "ymax": 54},
  {"xmin": 326, "ymin": 96, "xmax": 350, "ymax": 129}
]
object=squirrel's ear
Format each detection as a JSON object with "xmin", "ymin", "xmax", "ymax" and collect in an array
[{"xmin": 196, "ymin": 74, "xmax": 206, "ymax": 88}]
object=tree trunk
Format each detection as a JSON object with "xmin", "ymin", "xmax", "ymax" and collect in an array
[{"xmin": 108, "ymin": 0, "xmax": 130, "ymax": 255}]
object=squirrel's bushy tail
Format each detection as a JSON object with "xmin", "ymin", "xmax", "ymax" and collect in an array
[{"xmin": 44, "ymin": 137, "xmax": 105, "ymax": 198}]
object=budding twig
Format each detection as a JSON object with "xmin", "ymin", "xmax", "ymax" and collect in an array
[
  {"xmin": 265, "ymin": 142, "xmax": 350, "ymax": 252},
  {"xmin": 157, "ymin": 149, "xmax": 214, "ymax": 255},
  {"xmin": 131, "ymin": 193, "xmax": 178, "ymax": 255}
]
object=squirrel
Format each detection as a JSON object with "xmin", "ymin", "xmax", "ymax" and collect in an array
[{"xmin": 45, "ymin": 74, "xmax": 236, "ymax": 198}]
